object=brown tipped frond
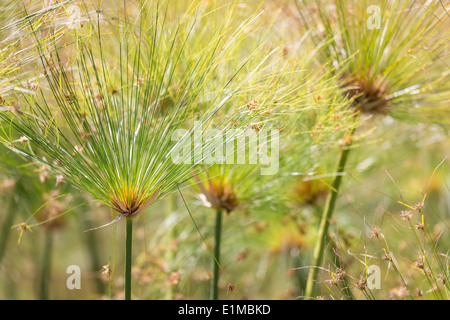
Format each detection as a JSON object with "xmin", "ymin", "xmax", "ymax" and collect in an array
[{"xmin": 110, "ymin": 187, "xmax": 160, "ymax": 218}]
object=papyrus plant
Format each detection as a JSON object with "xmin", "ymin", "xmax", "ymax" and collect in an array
[
  {"xmin": 296, "ymin": 0, "xmax": 450, "ymax": 298},
  {"xmin": 0, "ymin": 0, "xmax": 287, "ymax": 299}
]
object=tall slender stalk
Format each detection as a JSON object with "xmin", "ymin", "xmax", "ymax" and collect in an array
[
  {"xmin": 39, "ymin": 231, "xmax": 53, "ymax": 300},
  {"xmin": 304, "ymin": 141, "xmax": 353, "ymax": 299},
  {"xmin": 210, "ymin": 209, "xmax": 223, "ymax": 300},
  {"xmin": 125, "ymin": 217, "xmax": 133, "ymax": 300}
]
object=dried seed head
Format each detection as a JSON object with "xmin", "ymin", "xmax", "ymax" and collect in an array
[
  {"xmin": 18, "ymin": 136, "xmax": 29, "ymax": 144},
  {"xmin": 414, "ymin": 223, "xmax": 424, "ymax": 230},
  {"xmin": 328, "ymin": 268, "xmax": 345, "ymax": 286},
  {"xmin": 400, "ymin": 210, "xmax": 413, "ymax": 221},
  {"xmin": 10, "ymin": 102, "xmax": 21, "ymax": 115},
  {"xmin": 109, "ymin": 87, "xmax": 119, "ymax": 94},
  {"xmin": 37, "ymin": 191, "xmax": 67, "ymax": 230},
  {"xmin": 27, "ymin": 81, "xmax": 39, "ymax": 91},
  {"xmin": 250, "ymin": 123, "xmax": 263, "ymax": 132},
  {"xmin": 335, "ymin": 267, "xmax": 346, "ymax": 281},
  {"xmin": 414, "ymin": 202, "xmax": 424, "ymax": 212},
  {"xmin": 74, "ymin": 145, "xmax": 84, "ymax": 154},
  {"xmin": 0, "ymin": 178, "xmax": 15, "ymax": 191},
  {"xmin": 236, "ymin": 249, "xmax": 250, "ymax": 262},
  {"xmin": 371, "ymin": 226, "xmax": 381, "ymax": 238},
  {"xmin": 228, "ymin": 284, "xmax": 236, "ymax": 293},
  {"xmin": 389, "ymin": 287, "xmax": 409, "ymax": 299},
  {"xmin": 414, "ymin": 256, "xmax": 424, "ymax": 269},
  {"xmin": 325, "ymin": 279, "xmax": 337, "ymax": 286},
  {"xmin": 65, "ymin": 92, "xmax": 76, "ymax": 104},
  {"xmin": 101, "ymin": 264, "xmax": 111, "ymax": 278},
  {"xmin": 246, "ymin": 99, "xmax": 258, "ymax": 110},
  {"xmin": 39, "ymin": 169, "xmax": 50, "ymax": 184},
  {"xmin": 356, "ymin": 277, "xmax": 367, "ymax": 291},
  {"xmin": 169, "ymin": 272, "xmax": 180, "ymax": 286},
  {"xmin": 95, "ymin": 93, "xmax": 104, "ymax": 104},
  {"xmin": 56, "ymin": 174, "xmax": 65, "ymax": 185},
  {"xmin": 18, "ymin": 222, "xmax": 28, "ymax": 232},
  {"xmin": 39, "ymin": 166, "xmax": 50, "ymax": 183}
]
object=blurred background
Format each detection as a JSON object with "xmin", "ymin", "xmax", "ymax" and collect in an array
[{"xmin": 0, "ymin": 0, "xmax": 449, "ymax": 300}]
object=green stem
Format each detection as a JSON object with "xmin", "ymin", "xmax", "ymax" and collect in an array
[
  {"xmin": 210, "ymin": 209, "xmax": 223, "ymax": 300},
  {"xmin": 39, "ymin": 230, "xmax": 53, "ymax": 300},
  {"xmin": 304, "ymin": 144, "xmax": 352, "ymax": 299},
  {"xmin": 125, "ymin": 217, "xmax": 133, "ymax": 300}
]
